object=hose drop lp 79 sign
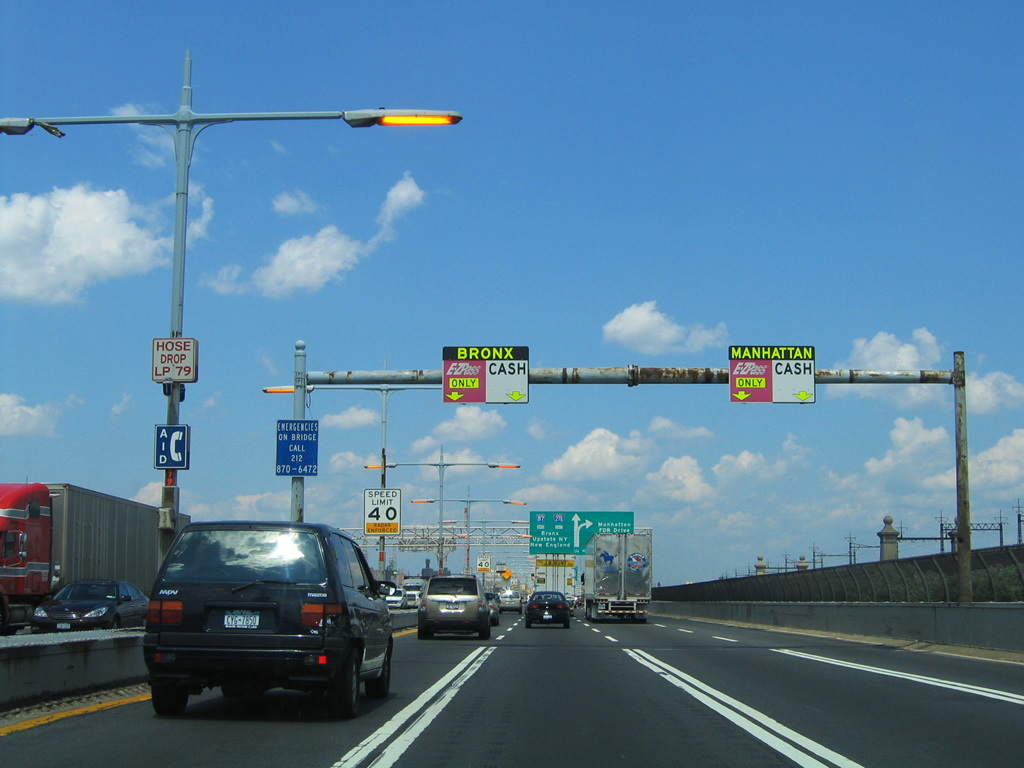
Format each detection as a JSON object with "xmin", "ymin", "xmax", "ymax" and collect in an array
[
  {"xmin": 729, "ymin": 346, "xmax": 816, "ymax": 404},
  {"xmin": 443, "ymin": 346, "xmax": 529, "ymax": 404}
]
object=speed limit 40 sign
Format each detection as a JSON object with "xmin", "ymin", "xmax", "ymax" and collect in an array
[{"xmin": 364, "ymin": 489, "xmax": 401, "ymax": 535}]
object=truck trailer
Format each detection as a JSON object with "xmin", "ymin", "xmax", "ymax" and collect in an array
[
  {"xmin": 0, "ymin": 482, "xmax": 188, "ymax": 634},
  {"xmin": 581, "ymin": 532, "xmax": 652, "ymax": 622}
]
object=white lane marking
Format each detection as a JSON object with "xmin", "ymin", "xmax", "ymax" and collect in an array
[
  {"xmin": 655, "ymin": 623, "xmax": 667, "ymax": 628},
  {"xmin": 604, "ymin": 635, "xmax": 619, "ymax": 643},
  {"xmin": 678, "ymin": 628, "xmax": 694, "ymax": 634},
  {"xmin": 626, "ymin": 649, "xmax": 864, "ymax": 768},
  {"xmin": 713, "ymin": 636, "xmax": 738, "ymax": 643},
  {"xmin": 332, "ymin": 646, "xmax": 495, "ymax": 768},
  {"xmin": 772, "ymin": 649, "xmax": 1024, "ymax": 705}
]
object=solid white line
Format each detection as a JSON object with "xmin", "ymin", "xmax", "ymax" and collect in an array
[
  {"xmin": 332, "ymin": 646, "xmax": 494, "ymax": 768},
  {"xmin": 772, "ymin": 649, "xmax": 1024, "ymax": 705},
  {"xmin": 627, "ymin": 649, "xmax": 864, "ymax": 768}
]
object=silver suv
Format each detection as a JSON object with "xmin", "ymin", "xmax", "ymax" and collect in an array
[
  {"xmin": 417, "ymin": 575, "xmax": 490, "ymax": 639},
  {"xmin": 498, "ymin": 589, "xmax": 523, "ymax": 613}
]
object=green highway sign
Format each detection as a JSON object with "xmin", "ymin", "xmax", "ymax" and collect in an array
[{"xmin": 529, "ymin": 511, "xmax": 634, "ymax": 554}]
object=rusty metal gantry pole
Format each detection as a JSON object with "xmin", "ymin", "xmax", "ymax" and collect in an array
[{"xmin": 301, "ymin": 353, "xmax": 972, "ymax": 603}]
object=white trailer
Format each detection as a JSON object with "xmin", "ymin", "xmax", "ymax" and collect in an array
[{"xmin": 582, "ymin": 532, "xmax": 652, "ymax": 622}]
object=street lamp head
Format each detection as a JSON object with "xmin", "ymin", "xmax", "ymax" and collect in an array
[
  {"xmin": 0, "ymin": 118, "xmax": 65, "ymax": 137},
  {"xmin": 488, "ymin": 463, "xmax": 520, "ymax": 469},
  {"xmin": 342, "ymin": 109, "xmax": 463, "ymax": 128},
  {"xmin": 364, "ymin": 463, "xmax": 397, "ymax": 470}
]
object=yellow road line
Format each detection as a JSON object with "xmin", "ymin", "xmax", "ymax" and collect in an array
[{"xmin": 0, "ymin": 693, "xmax": 151, "ymax": 737}]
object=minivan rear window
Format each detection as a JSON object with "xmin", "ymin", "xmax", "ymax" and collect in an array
[{"xmin": 162, "ymin": 529, "xmax": 327, "ymax": 584}]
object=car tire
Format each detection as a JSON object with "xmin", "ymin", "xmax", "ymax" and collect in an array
[
  {"xmin": 564, "ymin": 619, "xmax": 571, "ymax": 628},
  {"xmin": 151, "ymin": 684, "xmax": 189, "ymax": 716},
  {"xmin": 365, "ymin": 642, "xmax": 392, "ymax": 700},
  {"xmin": 479, "ymin": 620, "xmax": 491, "ymax": 640},
  {"xmin": 417, "ymin": 624, "xmax": 432, "ymax": 639},
  {"xmin": 525, "ymin": 619, "xmax": 532, "ymax": 628},
  {"xmin": 326, "ymin": 651, "xmax": 360, "ymax": 719}
]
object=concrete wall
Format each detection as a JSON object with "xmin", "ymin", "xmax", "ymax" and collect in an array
[
  {"xmin": 651, "ymin": 601, "xmax": 1024, "ymax": 653},
  {"xmin": 0, "ymin": 612, "xmax": 419, "ymax": 712}
]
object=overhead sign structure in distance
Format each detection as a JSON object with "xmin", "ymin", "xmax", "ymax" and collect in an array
[
  {"xmin": 729, "ymin": 346, "xmax": 816, "ymax": 403},
  {"xmin": 364, "ymin": 488, "xmax": 401, "ymax": 535},
  {"xmin": 154, "ymin": 425, "xmax": 190, "ymax": 470},
  {"xmin": 276, "ymin": 420, "xmax": 318, "ymax": 476},
  {"xmin": 443, "ymin": 346, "xmax": 529, "ymax": 404},
  {"xmin": 529, "ymin": 511, "xmax": 634, "ymax": 554},
  {"xmin": 152, "ymin": 337, "xmax": 198, "ymax": 382}
]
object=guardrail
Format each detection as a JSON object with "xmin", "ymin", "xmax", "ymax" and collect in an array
[{"xmin": 0, "ymin": 612, "xmax": 419, "ymax": 712}]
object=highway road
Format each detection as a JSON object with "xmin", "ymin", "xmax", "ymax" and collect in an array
[{"xmin": 3, "ymin": 612, "xmax": 1022, "ymax": 767}]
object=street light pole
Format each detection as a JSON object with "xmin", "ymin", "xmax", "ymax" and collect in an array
[
  {"xmin": 366, "ymin": 447, "xmax": 520, "ymax": 574},
  {"xmin": 411, "ymin": 497, "xmax": 527, "ymax": 576},
  {"xmin": 3, "ymin": 51, "xmax": 461, "ymax": 552}
]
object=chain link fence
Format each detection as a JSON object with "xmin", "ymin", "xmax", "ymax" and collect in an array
[{"xmin": 654, "ymin": 544, "xmax": 1024, "ymax": 603}]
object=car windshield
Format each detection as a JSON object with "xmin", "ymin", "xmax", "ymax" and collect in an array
[
  {"xmin": 162, "ymin": 528, "xmax": 327, "ymax": 584},
  {"xmin": 429, "ymin": 579, "xmax": 477, "ymax": 596},
  {"xmin": 57, "ymin": 583, "xmax": 116, "ymax": 601}
]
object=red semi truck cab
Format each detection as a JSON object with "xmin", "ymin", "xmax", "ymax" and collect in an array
[{"xmin": 0, "ymin": 483, "xmax": 55, "ymax": 632}]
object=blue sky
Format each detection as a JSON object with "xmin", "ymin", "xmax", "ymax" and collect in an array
[{"xmin": 2, "ymin": 2, "xmax": 1023, "ymax": 585}]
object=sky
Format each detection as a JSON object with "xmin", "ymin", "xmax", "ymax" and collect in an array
[{"xmin": 2, "ymin": 2, "xmax": 1023, "ymax": 586}]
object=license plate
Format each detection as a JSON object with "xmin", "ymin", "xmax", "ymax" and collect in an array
[
  {"xmin": 542, "ymin": 612, "xmax": 552, "ymax": 620},
  {"xmin": 224, "ymin": 610, "xmax": 260, "ymax": 629},
  {"xmin": 441, "ymin": 602, "xmax": 463, "ymax": 613},
  {"xmin": 56, "ymin": 622, "xmax": 71, "ymax": 630}
]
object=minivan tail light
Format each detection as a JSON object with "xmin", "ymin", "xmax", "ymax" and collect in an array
[
  {"xmin": 301, "ymin": 603, "xmax": 344, "ymax": 628},
  {"xmin": 148, "ymin": 600, "xmax": 184, "ymax": 625}
]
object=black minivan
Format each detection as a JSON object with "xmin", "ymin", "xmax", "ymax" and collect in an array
[{"xmin": 143, "ymin": 521, "xmax": 394, "ymax": 718}]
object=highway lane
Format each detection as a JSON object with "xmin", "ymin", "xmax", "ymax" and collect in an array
[{"xmin": 3, "ymin": 614, "xmax": 1022, "ymax": 767}]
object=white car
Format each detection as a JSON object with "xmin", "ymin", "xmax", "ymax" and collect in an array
[{"xmin": 385, "ymin": 588, "xmax": 411, "ymax": 610}]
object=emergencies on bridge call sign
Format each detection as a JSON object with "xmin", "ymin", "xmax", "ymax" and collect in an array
[
  {"xmin": 730, "ymin": 346, "xmax": 816, "ymax": 404},
  {"xmin": 443, "ymin": 346, "xmax": 529, "ymax": 404}
]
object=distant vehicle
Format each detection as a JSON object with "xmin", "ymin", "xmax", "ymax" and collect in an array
[
  {"xmin": 144, "ymin": 521, "xmax": 395, "ymax": 718},
  {"xmin": 30, "ymin": 579, "xmax": 148, "ymax": 632},
  {"xmin": 484, "ymin": 592, "xmax": 501, "ymax": 626},
  {"xmin": 498, "ymin": 589, "xmax": 523, "ymax": 613},
  {"xmin": 582, "ymin": 532, "xmax": 652, "ymax": 623},
  {"xmin": 385, "ymin": 588, "xmax": 412, "ymax": 610},
  {"xmin": 417, "ymin": 575, "xmax": 490, "ymax": 640},
  {"xmin": 524, "ymin": 591, "xmax": 572, "ymax": 629},
  {"xmin": 402, "ymin": 578, "xmax": 426, "ymax": 603}
]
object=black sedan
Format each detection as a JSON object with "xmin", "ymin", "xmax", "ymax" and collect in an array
[
  {"xmin": 31, "ymin": 579, "xmax": 149, "ymax": 632},
  {"xmin": 524, "ymin": 591, "xmax": 572, "ymax": 628}
]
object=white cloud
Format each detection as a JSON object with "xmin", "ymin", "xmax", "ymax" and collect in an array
[
  {"xmin": 713, "ymin": 450, "xmax": 788, "ymax": 481},
  {"xmin": 830, "ymin": 329, "xmax": 945, "ymax": 407},
  {"xmin": 864, "ymin": 417, "xmax": 948, "ymax": 476},
  {"xmin": 110, "ymin": 394, "xmax": 133, "ymax": 418},
  {"xmin": 206, "ymin": 174, "xmax": 425, "ymax": 298},
  {"xmin": 960, "ymin": 429, "xmax": 1024, "ymax": 492},
  {"xmin": 0, "ymin": 185, "xmax": 169, "ymax": 303},
  {"xmin": 645, "ymin": 455, "xmax": 715, "ymax": 503},
  {"xmin": 273, "ymin": 190, "xmax": 317, "ymax": 215},
  {"xmin": 113, "ymin": 104, "xmax": 174, "ymax": 168},
  {"xmin": 526, "ymin": 418, "xmax": 549, "ymax": 440},
  {"xmin": 433, "ymin": 406, "xmax": 506, "ymax": 442},
  {"xmin": 371, "ymin": 172, "xmax": 425, "ymax": 246},
  {"xmin": 602, "ymin": 301, "xmax": 727, "ymax": 355},
  {"xmin": 329, "ymin": 451, "xmax": 368, "ymax": 473},
  {"xmin": 0, "ymin": 393, "xmax": 59, "ymax": 437},
  {"xmin": 321, "ymin": 406, "xmax": 379, "ymax": 429},
  {"xmin": 542, "ymin": 427, "xmax": 647, "ymax": 482},
  {"xmin": 967, "ymin": 371, "xmax": 1024, "ymax": 415},
  {"xmin": 648, "ymin": 416, "xmax": 714, "ymax": 440}
]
